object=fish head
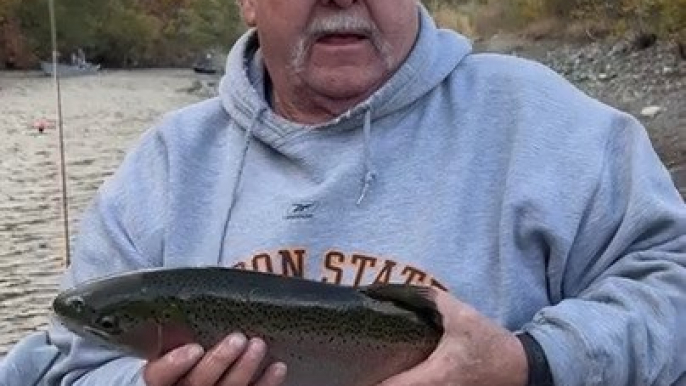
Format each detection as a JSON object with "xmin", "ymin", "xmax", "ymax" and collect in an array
[{"xmin": 52, "ymin": 271, "xmax": 189, "ymax": 360}]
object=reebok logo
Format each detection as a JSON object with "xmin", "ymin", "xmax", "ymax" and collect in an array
[{"xmin": 285, "ymin": 201, "xmax": 318, "ymax": 220}]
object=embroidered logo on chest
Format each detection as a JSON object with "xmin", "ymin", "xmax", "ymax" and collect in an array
[{"xmin": 285, "ymin": 201, "xmax": 318, "ymax": 220}]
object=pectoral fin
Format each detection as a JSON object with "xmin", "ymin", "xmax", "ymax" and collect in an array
[{"xmin": 359, "ymin": 284, "xmax": 443, "ymax": 332}]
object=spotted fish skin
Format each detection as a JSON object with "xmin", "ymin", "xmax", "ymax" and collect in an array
[{"xmin": 52, "ymin": 267, "xmax": 443, "ymax": 386}]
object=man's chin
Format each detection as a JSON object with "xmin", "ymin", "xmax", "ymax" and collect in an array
[{"xmin": 303, "ymin": 69, "xmax": 386, "ymax": 102}]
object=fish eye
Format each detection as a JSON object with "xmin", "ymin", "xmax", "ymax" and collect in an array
[
  {"xmin": 65, "ymin": 296, "xmax": 86, "ymax": 313},
  {"xmin": 95, "ymin": 315, "xmax": 121, "ymax": 333}
]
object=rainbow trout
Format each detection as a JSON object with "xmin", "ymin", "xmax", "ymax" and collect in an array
[{"xmin": 52, "ymin": 267, "xmax": 443, "ymax": 386}]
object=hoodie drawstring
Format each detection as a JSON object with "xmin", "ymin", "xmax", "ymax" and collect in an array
[
  {"xmin": 219, "ymin": 107, "xmax": 374, "ymax": 260},
  {"xmin": 218, "ymin": 109, "xmax": 264, "ymax": 261},
  {"xmin": 357, "ymin": 108, "xmax": 376, "ymax": 205}
]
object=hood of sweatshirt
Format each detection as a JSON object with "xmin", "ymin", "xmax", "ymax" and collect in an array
[{"xmin": 215, "ymin": 4, "xmax": 471, "ymax": 243}]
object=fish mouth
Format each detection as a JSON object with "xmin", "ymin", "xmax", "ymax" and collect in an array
[
  {"xmin": 52, "ymin": 314, "xmax": 121, "ymax": 350},
  {"xmin": 51, "ymin": 312, "xmax": 112, "ymax": 340},
  {"xmin": 81, "ymin": 324, "xmax": 153, "ymax": 358},
  {"xmin": 83, "ymin": 325, "xmax": 114, "ymax": 341},
  {"xmin": 50, "ymin": 313, "xmax": 89, "ymax": 336}
]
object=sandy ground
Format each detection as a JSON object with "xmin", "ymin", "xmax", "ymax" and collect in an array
[
  {"xmin": 0, "ymin": 52, "xmax": 684, "ymax": 356},
  {"xmin": 0, "ymin": 69, "xmax": 203, "ymax": 354}
]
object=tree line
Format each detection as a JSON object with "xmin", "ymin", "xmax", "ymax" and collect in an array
[
  {"xmin": 430, "ymin": 0, "xmax": 685, "ymax": 43},
  {"xmin": 0, "ymin": 0, "xmax": 244, "ymax": 69},
  {"xmin": 1, "ymin": 0, "xmax": 684, "ymax": 70}
]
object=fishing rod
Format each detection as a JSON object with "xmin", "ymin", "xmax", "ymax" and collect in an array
[{"xmin": 48, "ymin": 0, "xmax": 71, "ymax": 268}]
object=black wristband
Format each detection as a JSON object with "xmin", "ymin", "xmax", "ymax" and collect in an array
[{"xmin": 516, "ymin": 332, "xmax": 554, "ymax": 386}]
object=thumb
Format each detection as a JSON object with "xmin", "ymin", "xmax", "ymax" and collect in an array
[
  {"xmin": 143, "ymin": 344, "xmax": 204, "ymax": 386},
  {"xmin": 376, "ymin": 290, "xmax": 462, "ymax": 386},
  {"xmin": 376, "ymin": 357, "xmax": 439, "ymax": 386},
  {"xmin": 431, "ymin": 288, "xmax": 478, "ymax": 330},
  {"xmin": 376, "ymin": 337, "xmax": 453, "ymax": 386}
]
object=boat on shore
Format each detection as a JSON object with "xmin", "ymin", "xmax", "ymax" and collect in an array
[
  {"xmin": 192, "ymin": 51, "xmax": 223, "ymax": 75},
  {"xmin": 40, "ymin": 61, "xmax": 100, "ymax": 77},
  {"xmin": 192, "ymin": 64, "xmax": 217, "ymax": 75}
]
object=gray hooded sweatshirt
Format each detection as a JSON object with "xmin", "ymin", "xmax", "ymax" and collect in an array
[{"xmin": 11, "ymin": 5, "xmax": 684, "ymax": 386}]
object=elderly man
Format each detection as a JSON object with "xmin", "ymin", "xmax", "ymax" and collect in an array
[{"xmin": 9, "ymin": 0, "xmax": 684, "ymax": 385}]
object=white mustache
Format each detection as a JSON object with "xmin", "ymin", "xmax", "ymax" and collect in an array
[
  {"xmin": 290, "ymin": 13, "xmax": 393, "ymax": 72},
  {"xmin": 305, "ymin": 14, "xmax": 377, "ymax": 39}
]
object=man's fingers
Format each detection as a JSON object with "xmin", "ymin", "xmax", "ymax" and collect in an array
[
  {"xmin": 182, "ymin": 333, "xmax": 248, "ymax": 386},
  {"xmin": 252, "ymin": 362, "xmax": 288, "ymax": 386},
  {"xmin": 219, "ymin": 337, "xmax": 268, "ymax": 386},
  {"xmin": 143, "ymin": 335, "xmax": 284, "ymax": 386},
  {"xmin": 144, "ymin": 344, "xmax": 204, "ymax": 386}
]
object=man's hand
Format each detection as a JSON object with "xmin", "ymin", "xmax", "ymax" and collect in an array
[
  {"xmin": 377, "ymin": 290, "xmax": 528, "ymax": 386},
  {"xmin": 143, "ymin": 333, "xmax": 287, "ymax": 386}
]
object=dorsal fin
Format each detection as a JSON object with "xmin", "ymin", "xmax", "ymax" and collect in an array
[{"xmin": 359, "ymin": 284, "xmax": 443, "ymax": 332}]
